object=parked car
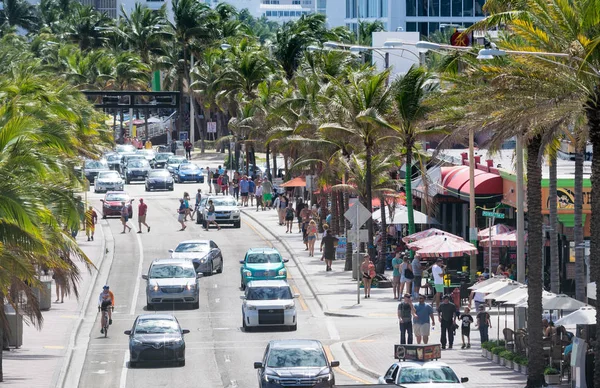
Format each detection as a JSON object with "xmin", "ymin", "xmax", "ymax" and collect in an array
[
  {"xmin": 166, "ymin": 156, "xmax": 189, "ymax": 174},
  {"xmin": 124, "ymin": 159, "xmax": 152, "ymax": 183},
  {"xmin": 174, "ymin": 163, "xmax": 204, "ymax": 183},
  {"xmin": 122, "ymin": 153, "xmax": 145, "ymax": 166},
  {"xmin": 105, "ymin": 152, "xmax": 123, "ymax": 173},
  {"xmin": 100, "ymin": 191, "xmax": 133, "ymax": 218},
  {"xmin": 124, "ymin": 314, "xmax": 190, "ymax": 367},
  {"xmin": 169, "ymin": 240, "xmax": 223, "ymax": 276},
  {"xmin": 83, "ymin": 159, "xmax": 109, "ymax": 183},
  {"xmin": 239, "ymin": 247, "xmax": 288, "ymax": 290},
  {"xmin": 145, "ymin": 169, "xmax": 174, "ymax": 191},
  {"xmin": 378, "ymin": 361, "xmax": 468, "ymax": 387},
  {"xmin": 136, "ymin": 149, "xmax": 156, "ymax": 163},
  {"xmin": 254, "ymin": 340, "xmax": 339, "ymax": 388},
  {"xmin": 115, "ymin": 144, "xmax": 137, "ymax": 155},
  {"xmin": 241, "ymin": 280, "xmax": 298, "ymax": 332},
  {"xmin": 94, "ymin": 171, "xmax": 124, "ymax": 193},
  {"xmin": 201, "ymin": 195, "xmax": 240, "ymax": 229},
  {"xmin": 142, "ymin": 258, "xmax": 201, "ymax": 309},
  {"xmin": 151, "ymin": 152, "xmax": 174, "ymax": 169}
]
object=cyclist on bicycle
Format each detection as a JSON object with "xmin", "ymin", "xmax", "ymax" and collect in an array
[{"xmin": 98, "ymin": 285, "xmax": 115, "ymax": 334}]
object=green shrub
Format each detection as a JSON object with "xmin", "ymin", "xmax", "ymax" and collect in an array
[
  {"xmin": 500, "ymin": 351, "xmax": 515, "ymax": 360},
  {"xmin": 482, "ymin": 341, "xmax": 494, "ymax": 350},
  {"xmin": 544, "ymin": 367, "xmax": 559, "ymax": 375},
  {"xmin": 497, "ymin": 340, "xmax": 506, "ymax": 346},
  {"xmin": 492, "ymin": 346, "xmax": 505, "ymax": 355}
]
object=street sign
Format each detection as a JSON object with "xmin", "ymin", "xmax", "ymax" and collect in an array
[
  {"xmin": 207, "ymin": 122, "xmax": 217, "ymax": 133},
  {"xmin": 482, "ymin": 210, "xmax": 505, "ymax": 219},
  {"xmin": 179, "ymin": 131, "xmax": 188, "ymax": 141},
  {"xmin": 347, "ymin": 229, "xmax": 369, "ymax": 243},
  {"xmin": 344, "ymin": 202, "xmax": 371, "ymax": 229}
]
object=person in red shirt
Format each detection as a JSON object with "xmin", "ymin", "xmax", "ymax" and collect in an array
[{"xmin": 137, "ymin": 198, "xmax": 150, "ymax": 233}]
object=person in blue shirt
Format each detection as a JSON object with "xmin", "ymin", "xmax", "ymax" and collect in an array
[
  {"xmin": 248, "ymin": 178, "xmax": 256, "ymax": 207},
  {"xmin": 240, "ymin": 176, "xmax": 250, "ymax": 206},
  {"xmin": 413, "ymin": 294, "xmax": 435, "ymax": 344}
]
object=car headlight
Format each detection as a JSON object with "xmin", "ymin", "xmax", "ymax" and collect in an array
[
  {"xmin": 131, "ymin": 338, "xmax": 142, "ymax": 345},
  {"xmin": 245, "ymin": 303, "xmax": 257, "ymax": 310},
  {"xmin": 186, "ymin": 284, "xmax": 196, "ymax": 291},
  {"xmin": 232, "ymin": 209, "xmax": 240, "ymax": 215},
  {"xmin": 278, "ymin": 268, "xmax": 286, "ymax": 276},
  {"xmin": 152, "ymin": 285, "xmax": 159, "ymax": 292},
  {"xmin": 264, "ymin": 374, "xmax": 279, "ymax": 383},
  {"xmin": 243, "ymin": 270, "xmax": 252, "ymax": 277},
  {"xmin": 199, "ymin": 258, "xmax": 207, "ymax": 264},
  {"xmin": 316, "ymin": 373, "xmax": 333, "ymax": 383},
  {"xmin": 284, "ymin": 303, "xmax": 295, "ymax": 310}
]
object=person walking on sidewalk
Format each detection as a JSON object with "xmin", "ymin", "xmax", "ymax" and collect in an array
[
  {"xmin": 85, "ymin": 205, "xmax": 97, "ymax": 241},
  {"xmin": 278, "ymin": 195, "xmax": 289, "ymax": 226},
  {"xmin": 206, "ymin": 167, "xmax": 213, "ymax": 194},
  {"xmin": 248, "ymin": 178, "xmax": 256, "ymax": 206},
  {"xmin": 255, "ymin": 183, "xmax": 264, "ymax": 211},
  {"xmin": 412, "ymin": 256, "xmax": 423, "ymax": 299},
  {"xmin": 262, "ymin": 179, "xmax": 273, "ymax": 209},
  {"xmin": 438, "ymin": 295, "xmax": 458, "ymax": 350},
  {"xmin": 400, "ymin": 256, "xmax": 413, "ymax": 299},
  {"xmin": 295, "ymin": 198, "xmax": 305, "ymax": 233},
  {"xmin": 137, "ymin": 199, "xmax": 150, "ymax": 233},
  {"xmin": 392, "ymin": 251, "xmax": 402, "ymax": 300},
  {"xmin": 177, "ymin": 199, "xmax": 187, "ymax": 231},
  {"xmin": 413, "ymin": 295, "xmax": 435, "ymax": 344},
  {"xmin": 460, "ymin": 307, "xmax": 474, "ymax": 349},
  {"xmin": 300, "ymin": 205, "xmax": 311, "ymax": 250},
  {"xmin": 232, "ymin": 172, "xmax": 240, "ymax": 200},
  {"xmin": 120, "ymin": 201, "xmax": 132, "ymax": 233},
  {"xmin": 320, "ymin": 229, "xmax": 338, "ymax": 271},
  {"xmin": 306, "ymin": 219, "xmax": 318, "ymax": 256},
  {"xmin": 220, "ymin": 170, "xmax": 229, "ymax": 195},
  {"xmin": 475, "ymin": 305, "xmax": 491, "ymax": 344},
  {"xmin": 184, "ymin": 139, "xmax": 192, "ymax": 159},
  {"xmin": 432, "ymin": 258, "xmax": 446, "ymax": 311},
  {"xmin": 285, "ymin": 203, "xmax": 295, "ymax": 233},
  {"xmin": 398, "ymin": 294, "xmax": 416, "ymax": 344},
  {"xmin": 240, "ymin": 175, "xmax": 249, "ymax": 206},
  {"xmin": 360, "ymin": 254, "xmax": 376, "ymax": 298}
]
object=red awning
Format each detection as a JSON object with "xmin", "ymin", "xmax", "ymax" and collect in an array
[
  {"xmin": 442, "ymin": 166, "xmax": 502, "ymax": 196},
  {"xmin": 280, "ymin": 176, "xmax": 306, "ymax": 188},
  {"xmin": 441, "ymin": 166, "xmax": 468, "ymax": 188}
]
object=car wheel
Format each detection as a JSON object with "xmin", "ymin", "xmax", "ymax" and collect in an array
[
  {"xmin": 179, "ymin": 360, "xmax": 185, "ymax": 367},
  {"xmin": 126, "ymin": 177, "xmax": 130, "ymax": 184},
  {"xmin": 216, "ymin": 258, "xmax": 223, "ymax": 274},
  {"xmin": 204, "ymin": 263, "xmax": 213, "ymax": 277},
  {"xmin": 129, "ymin": 361, "xmax": 137, "ymax": 368},
  {"xmin": 169, "ymin": 186, "xmax": 174, "ymax": 191},
  {"xmin": 289, "ymin": 324, "xmax": 297, "ymax": 331},
  {"xmin": 102, "ymin": 213, "xmax": 107, "ymax": 219},
  {"xmin": 145, "ymin": 186, "xmax": 149, "ymax": 192},
  {"xmin": 240, "ymin": 279, "xmax": 246, "ymax": 291},
  {"xmin": 234, "ymin": 221, "xmax": 241, "ymax": 228},
  {"xmin": 192, "ymin": 300, "xmax": 199, "ymax": 309},
  {"xmin": 146, "ymin": 302, "xmax": 154, "ymax": 311},
  {"xmin": 243, "ymin": 315, "xmax": 251, "ymax": 332}
]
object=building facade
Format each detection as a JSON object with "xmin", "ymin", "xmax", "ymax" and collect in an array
[
  {"xmin": 326, "ymin": 0, "xmax": 486, "ymax": 37},
  {"xmin": 205, "ymin": 0, "xmax": 316, "ymax": 21}
]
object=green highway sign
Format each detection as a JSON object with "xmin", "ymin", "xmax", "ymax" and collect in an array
[{"xmin": 482, "ymin": 210, "xmax": 505, "ymax": 219}]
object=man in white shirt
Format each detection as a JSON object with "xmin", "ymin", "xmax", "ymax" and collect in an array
[{"xmin": 431, "ymin": 258, "xmax": 445, "ymax": 311}]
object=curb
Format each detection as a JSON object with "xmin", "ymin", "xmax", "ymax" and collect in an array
[
  {"xmin": 56, "ymin": 214, "xmax": 116, "ymax": 388},
  {"xmin": 242, "ymin": 209, "xmax": 365, "ymax": 319},
  {"xmin": 341, "ymin": 340, "xmax": 381, "ymax": 380}
]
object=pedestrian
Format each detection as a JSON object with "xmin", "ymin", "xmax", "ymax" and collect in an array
[
  {"xmin": 262, "ymin": 179, "xmax": 273, "ymax": 209},
  {"xmin": 240, "ymin": 175, "xmax": 250, "ymax": 206},
  {"xmin": 475, "ymin": 305, "xmax": 491, "ymax": 344},
  {"xmin": 183, "ymin": 192, "xmax": 193, "ymax": 221},
  {"xmin": 411, "ymin": 255, "xmax": 423, "ymax": 299},
  {"xmin": 460, "ymin": 307, "xmax": 474, "ymax": 349},
  {"xmin": 278, "ymin": 195, "xmax": 289, "ymax": 225},
  {"xmin": 431, "ymin": 258, "xmax": 446, "ymax": 311},
  {"xmin": 360, "ymin": 254, "xmax": 376, "ymax": 298},
  {"xmin": 400, "ymin": 256, "xmax": 413, "ymax": 299},
  {"xmin": 84, "ymin": 205, "xmax": 98, "ymax": 241},
  {"xmin": 438, "ymin": 295, "xmax": 458, "ymax": 350},
  {"xmin": 216, "ymin": 174, "xmax": 223, "ymax": 195},
  {"xmin": 232, "ymin": 172, "xmax": 240, "ymax": 200},
  {"xmin": 319, "ymin": 228, "xmax": 338, "ymax": 272},
  {"xmin": 53, "ymin": 268, "xmax": 66, "ymax": 303},
  {"xmin": 413, "ymin": 294, "xmax": 435, "ymax": 344},
  {"xmin": 120, "ymin": 201, "xmax": 132, "ymax": 233},
  {"xmin": 306, "ymin": 219, "xmax": 318, "ymax": 256},
  {"xmin": 137, "ymin": 198, "xmax": 150, "ymax": 233},
  {"xmin": 397, "ymin": 294, "xmax": 416, "ymax": 344},
  {"xmin": 296, "ymin": 198, "xmax": 305, "ymax": 233},
  {"xmin": 221, "ymin": 170, "xmax": 229, "ymax": 195},
  {"xmin": 469, "ymin": 276, "xmax": 487, "ymax": 312},
  {"xmin": 255, "ymin": 182, "xmax": 264, "ymax": 211},
  {"xmin": 212, "ymin": 168, "xmax": 221, "ymax": 194},
  {"xmin": 206, "ymin": 167, "xmax": 213, "ymax": 194},
  {"xmin": 248, "ymin": 178, "xmax": 256, "ymax": 206},
  {"xmin": 177, "ymin": 199, "xmax": 187, "ymax": 231},
  {"xmin": 204, "ymin": 199, "xmax": 221, "ymax": 230},
  {"xmin": 392, "ymin": 251, "xmax": 402, "ymax": 300},
  {"xmin": 192, "ymin": 189, "xmax": 202, "ymax": 220},
  {"xmin": 184, "ymin": 139, "xmax": 192, "ymax": 159},
  {"xmin": 285, "ymin": 203, "xmax": 295, "ymax": 233}
]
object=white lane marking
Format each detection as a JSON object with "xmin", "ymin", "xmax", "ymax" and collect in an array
[
  {"xmin": 229, "ymin": 380, "xmax": 238, "ymax": 388},
  {"xmin": 92, "ymin": 370, "xmax": 107, "ymax": 375},
  {"xmin": 215, "ymin": 298, "xmax": 220, "ymax": 304},
  {"xmin": 224, "ymin": 354, "xmax": 231, "ymax": 363},
  {"xmin": 326, "ymin": 318, "xmax": 340, "ymax": 340},
  {"xmin": 129, "ymin": 224, "xmax": 144, "ymax": 315},
  {"xmin": 213, "ymin": 327, "xmax": 229, "ymax": 331},
  {"xmin": 119, "ymin": 349, "xmax": 128, "ymax": 388},
  {"xmin": 214, "ymin": 284, "xmax": 218, "ymax": 288}
]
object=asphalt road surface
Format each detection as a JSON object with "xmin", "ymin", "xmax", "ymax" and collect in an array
[{"xmin": 77, "ymin": 162, "xmax": 372, "ymax": 388}]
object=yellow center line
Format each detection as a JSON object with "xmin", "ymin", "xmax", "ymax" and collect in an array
[
  {"xmin": 323, "ymin": 345, "xmax": 373, "ymax": 385},
  {"xmin": 242, "ymin": 219, "xmax": 274, "ymax": 248},
  {"xmin": 290, "ymin": 284, "xmax": 308, "ymax": 311}
]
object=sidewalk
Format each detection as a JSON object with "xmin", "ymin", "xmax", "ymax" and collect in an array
[
  {"xmin": 242, "ymin": 208, "xmax": 528, "ymax": 387},
  {"xmin": 2, "ymin": 227, "xmax": 106, "ymax": 387}
]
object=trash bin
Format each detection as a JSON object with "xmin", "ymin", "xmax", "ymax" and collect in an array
[
  {"xmin": 4, "ymin": 305, "xmax": 23, "ymax": 348},
  {"xmin": 352, "ymin": 252, "xmax": 360, "ymax": 280},
  {"xmin": 33, "ymin": 279, "xmax": 52, "ymax": 311}
]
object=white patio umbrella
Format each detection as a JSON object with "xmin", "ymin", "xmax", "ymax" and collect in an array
[
  {"xmin": 555, "ymin": 306, "xmax": 596, "ymax": 326},
  {"xmin": 469, "ymin": 276, "xmax": 506, "ymax": 290},
  {"xmin": 495, "ymin": 286, "xmax": 528, "ymax": 305},
  {"xmin": 474, "ymin": 279, "xmax": 519, "ymax": 294},
  {"xmin": 587, "ymin": 283, "xmax": 596, "ymax": 300},
  {"xmin": 484, "ymin": 283, "xmax": 522, "ymax": 301},
  {"xmin": 515, "ymin": 291, "xmax": 558, "ymax": 308},
  {"xmin": 543, "ymin": 294, "xmax": 588, "ymax": 311}
]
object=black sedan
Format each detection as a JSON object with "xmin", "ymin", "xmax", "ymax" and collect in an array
[
  {"xmin": 125, "ymin": 314, "xmax": 190, "ymax": 368},
  {"xmin": 124, "ymin": 159, "xmax": 152, "ymax": 183},
  {"xmin": 169, "ymin": 239, "xmax": 223, "ymax": 276},
  {"xmin": 145, "ymin": 169, "xmax": 174, "ymax": 191},
  {"xmin": 151, "ymin": 152, "xmax": 174, "ymax": 169}
]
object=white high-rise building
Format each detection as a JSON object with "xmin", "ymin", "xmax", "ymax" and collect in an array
[
  {"xmin": 205, "ymin": 0, "xmax": 316, "ymax": 22},
  {"xmin": 326, "ymin": 0, "xmax": 486, "ymax": 37},
  {"xmin": 79, "ymin": 0, "xmax": 173, "ymax": 19}
]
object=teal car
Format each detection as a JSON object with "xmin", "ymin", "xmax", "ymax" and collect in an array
[{"xmin": 239, "ymin": 248, "xmax": 289, "ymax": 290}]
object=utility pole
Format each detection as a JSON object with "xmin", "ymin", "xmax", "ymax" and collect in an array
[
  {"xmin": 516, "ymin": 135, "xmax": 526, "ymax": 283},
  {"xmin": 468, "ymin": 127, "xmax": 477, "ymax": 279},
  {"xmin": 189, "ymin": 54, "xmax": 195, "ymax": 147}
]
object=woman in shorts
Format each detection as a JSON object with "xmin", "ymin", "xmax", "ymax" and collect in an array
[
  {"xmin": 204, "ymin": 200, "xmax": 221, "ymax": 230},
  {"xmin": 306, "ymin": 219, "xmax": 318, "ymax": 257},
  {"xmin": 360, "ymin": 254, "xmax": 376, "ymax": 298}
]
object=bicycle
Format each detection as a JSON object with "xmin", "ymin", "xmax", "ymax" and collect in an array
[{"xmin": 99, "ymin": 306, "xmax": 113, "ymax": 337}]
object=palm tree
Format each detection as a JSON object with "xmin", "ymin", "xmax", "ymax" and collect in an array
[
  {"xmin": 0, "ymin": 0, "xmax": 37, "ymax": 32},
  {"xmin": 64, "ymin": 4, "xmax": 112, "ymax": 51}
]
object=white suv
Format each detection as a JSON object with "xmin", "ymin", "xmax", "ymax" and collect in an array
[
  {"xmin": 241, "ymin": 280, "xmax": 298, "ymax": 332},
  {"xmin": 201, "ymin": 195, "xmax": 241, "ymax": 228}
]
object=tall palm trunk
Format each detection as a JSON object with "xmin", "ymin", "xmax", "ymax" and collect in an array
[
  {"xmin": 344, "ymin": 187, "xmax": 353, "ymax": 271},
  {"xmin": 272, "ymin": 149, "xmax": 277, "ymax": 183},
  {"xmin": 377, "ymin": 196, "xmax": 387, "ymax": 274},
  {"xmin": 574, "ymin": 142, "xmax": 585, "ymax": 301},
  {"xmin": 586, "ymin": 94, "xmax": 600, "ymax": 384},
  {"xmin": 405, "ymin": 143, "xmax": 416, "ymax": 235},
  {"xmin": 266, "ymin": 143, "xmax": 271, "ymax": 181},
  {"xmin": 525, "ymin": 134, "xmax": 545, "ymax": 388},
  {"xmin": 365, "ymin": 145, "xmax": 375, "ymax": 257},
  {"xmin": 330, "ymin": 192, "xmax": 339, "ymax": 235},
  {"xmin": 549, "ymin": 153, "xmax": 559, "ymax": 293},
  {"xmin": 338, "ymin": 191, "xmax": 345, "ymax": 234}
]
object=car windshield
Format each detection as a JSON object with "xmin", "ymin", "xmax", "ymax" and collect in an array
[
  {"xmin": 267, "ymin": 347, "xmax": 327, "ymax": 368},
  {"xmin": 155, "ymin": 153, "xmax": 172, "ymax": 161},
  {"xmin": 246, "ymin": 253, "xmax": 282, "ymax": 264},
  {"xmin": 148, "ymin": 170, "xmax": 170, "ymax": 178},
  {"xmin": 180, "ymin": 164, "xmax": 199, "ymax": 171},
  {"xmin": 211, "ymin": 198, "xmax": 237, "ymax": 206},
  {"xmin": 136, "ymin": 150, "xmax": 155, "ymax": 156},
  {"xmin": 128, "ymin": 160, "xmax": 149, "ymax": 168},
  {"xmin": 105, "ymin": 193, "xmax": 128, "ymax": 202},
  {"xmin": 106, "ymin": 154, "xmax": 121, "ymax": 162},
  {"xmin": 134, "ymin": 319, "xmax": 180, "ymax": 335},
  {"xmin": 85, "ymin": 160, "xmax": 108, "ymax": 169},
  {"xmin": 175, "ymin": 242, "xmax": 210, "ymax": 253},
  {"xmin": 149, "ymin": 264, "xmax": 196, "ymax": 278},
  {"xmin": 247, "ymin": 287, "xmax": 292, "ymax": 300},
  {"xmin": 168, "ymin": 157, "xmax": 187, "ymax": 164},
  {"xmin": 116, "ymin": 145, "xmax": 136, "ymax": 153},
  {"xmin": 398, "ymin": 366, "xmax": 460, "ymax": 384},
  {"xmin": 97, "ymin": 171, "xmax": 121, "ymax": 180}
]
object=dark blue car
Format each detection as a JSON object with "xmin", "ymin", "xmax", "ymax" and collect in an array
[{"xmin": 174, "ymin": 163, "xmax": 204, "ymax": 183}]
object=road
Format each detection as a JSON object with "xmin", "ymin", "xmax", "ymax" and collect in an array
[{"xmin": 76, "ymin": 160, "xmax": 373, "ymax": 388}]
